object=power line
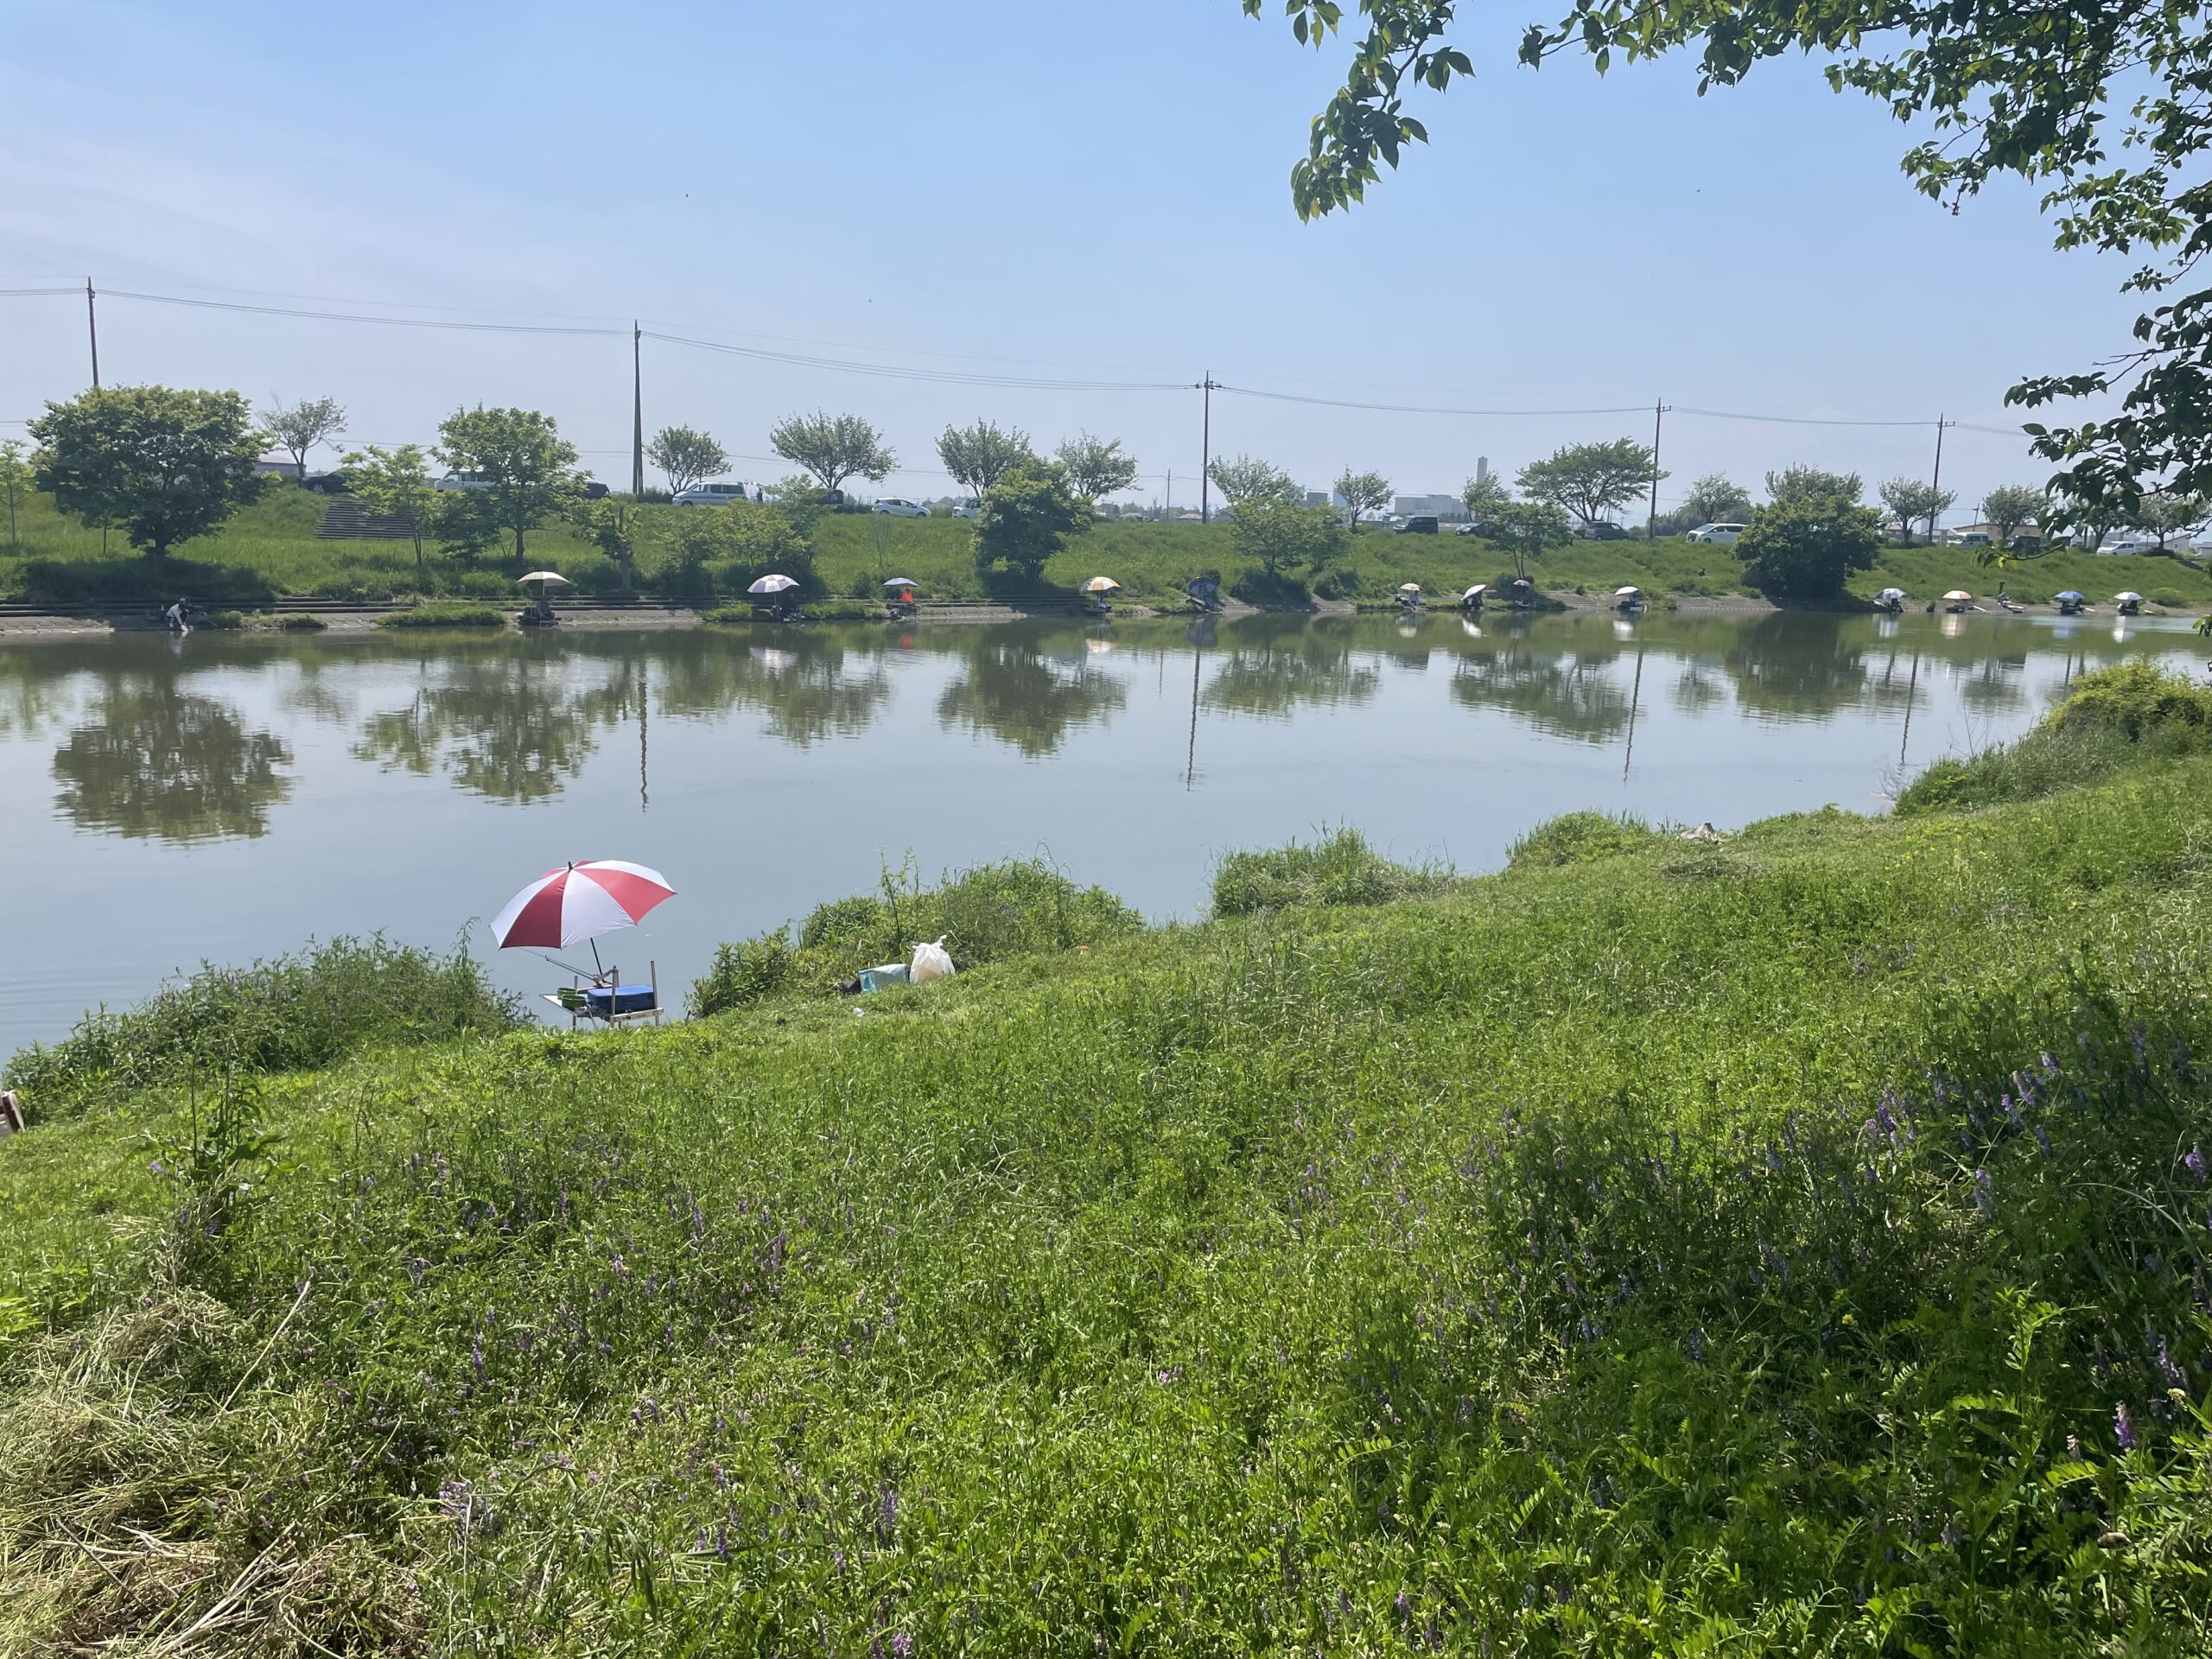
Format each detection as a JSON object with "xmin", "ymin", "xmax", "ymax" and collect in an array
[
  {"xmin": 641, "ymin": 328, "xmax": 1186, "ymax": 392},
  {"xmin": 1217, "ymin": 383, "xmax": 1649, "ymax": 418},
  {"xmin": 101, "ymin": 289, "xmax": 626, "ymax": 338}
]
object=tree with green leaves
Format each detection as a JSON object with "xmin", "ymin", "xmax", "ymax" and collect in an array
[
  {"xmin": 29, "ymin": 386, "xmax": 265, "ymax": 558},
  {"xmin": 973, "ymin": 461, "xmax": 1089, "ymax": 582},
  {"xmin": 1230, "ymin": 499, "xmax": 1348, "ymax": 577},
  {"xmin": 1205, "ymin": 454, "xmax": 1303, "ymax": 510},
  {"xmin": 571, "ymin": 495, "xmax": 639, "ymax": 596},
  {"xmin": 2135, "ymin": 490, "xmax": 2205, "ymax": 550},
  {"xmin": 264, "ymin": 395, "xmax": 346, "ymax": 482},
  {"xmin": 1736, "ymin": 493, "xmax": 1884, "ymax": 601},
  {"xmin": 1516, "ymin": 438, "xmax": 1662, "ymax": 530},
  {"xmin": 1242, "ymin": 1, "xmax": 2208, "ymax": 528},
  {"xmin": 1461, "ymin": 471, "xmax": 1510, "ymax": 531},
  {"xmin": 1681, "ymin": 474, "xmax": 1754, "ymax": 527},
  {"xmin": 1484, "ymin": 499, "xmax": 1573, "ymax": 582},
  {"xmin": 1878, "ymin": 476, "xmax": 1953, "ymax": 544},
  {"xmin": 1766, "ymin": 464, "xmax": 1863, "ymax": 506},
  {"xmin": 1055, "ymin": 432, "xmax": 1140, "ymax": 500},
  {"xmin": 433, "ymin": 405, "xmax": 581, "ymax": 567},
  {"xmin": 647, "ymin": 425, "xmax": 731, "ymax": 495},
  {"xmin": 0, "ymin": 438, "xmax": 29, "ymax": 552},
  {"xmin": 1981, "ymin": 484, "xmax": 2050, "ymax": 550},
  {"xmin": 342, "ymin": 443, "xmax": 437, "ymax": 582},
  {"xmin": 1334, "ymin": 467, "xmax": 1394, "ymax": 528},
  {"xmin": 938, "ymin": 420, "xmax": 1034, "ymax": 500},
  {"xmin": 769, "ymin": 411, "xmax": 894, "ymax": 493}
]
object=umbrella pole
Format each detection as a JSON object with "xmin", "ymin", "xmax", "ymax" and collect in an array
[{"xmin": 590, "ymin": 938, "xmax": 605, "ymax": 980}]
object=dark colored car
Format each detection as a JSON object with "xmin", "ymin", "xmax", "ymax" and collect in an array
[
  {"xmin": 302, "ymin": 470, "xmax": 353, "ymax": 494},
  {"xmin": 1395, "ymin": 515, "xmax": 1440, "ymax": 535},
  {"xmin": 1582, "ymin": 522, "xmax": 1630, "ymax": 540},
  {"xmin": 580, "ymin": 481, "xmax": 611, "ymax": 500}
]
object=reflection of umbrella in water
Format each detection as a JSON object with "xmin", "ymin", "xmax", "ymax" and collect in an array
[
  {"xmin": 1460, "ymin": 616, "xmax": 1483, "ymax": 639},
  {"xmin": 1085, "ymin": 636, "xmax": 1116, "ymax": 655},
  {"xmin": 753, "ymin": 647, "xmax": 797, "ymax": 672},
  {"xmin": 750, "ymin": 574, "xmax": 801, "ymax": 595},
  {"xmin": 493, "ymin": 859, "xmax": 675, "ymax": 977},
  {"xmin": 1082, "ymin": 576, "xmax": 1121, "ymax": 594}
]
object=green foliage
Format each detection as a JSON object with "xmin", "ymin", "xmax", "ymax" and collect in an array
[
  {"xmin": 1880, "ymin": 474, "xmax": 1953, "ymax": 540},
  {"xmin": 3, "ymin": 936, "xmax": 520, "ymax": 1119},
  {"xmin": 1517, "ymin": 437, "xmax": 1662, "ymax": 528},
  {"xmin": 375, "ymin": 601, "xmax": 506, "ymax": 629},
  {"xmin": 1332, "ymin": 466, "xmax": 1393, "ymax": 525},
  {"xmin": 936, "ymin": 419, "xmax": 1034, "ymax": 499},
  {"xmin": 194, "ymin": 608, "xmax": 245, "ymax": 631},
  {"xmin": 341, "ymin": 442, "xmax": 436, "ymax": 576},
  {"xmin": 433, "ymin": 405, "xmax": 582, "ymax": 567},
  {"xmin": 645, "ymin": 423, "xmax": 730, "ymax": 494},
  {"xmin": 29, "ymin": 385, "xmax": 267, "ymax": 557},
  {"xmin": 1737, "ymin": 493, "xmax": 1884, "ymax": 600},
  {"xmin": 1483, "ymin": 497, "xmax": 1574, "ymax": 581},
  {"xmin": 688, "ymin": 926, "xmax": 797, "ymax": 1016},
  {"xmin": 1682, "ymin": 472, "xmax": 1754, "ymax": 525},
  {"xmin": 1459, "ymin": 471, "xmax": 1510, "ymax": 528},
  {"xmin": 1228, "ymin": 498, "xmax": 1346, "ymax": 578},
  {"xmin": 1897, "ymin": 661, "xmax": 2212, "ymax": 814},
  {"xmin": 1211, "ymin": 826, "xmax": 1449, "ymax": 915},
  {"xmin": 690, "ymin": 858, "xmax": 1141, "ymax": 1013},
  {"xmin": 767, "ymin": 411, "xmax": 893, "ymax": 493},
  {"xmin": 2136, "ymin": 489, "xmax": 2206, "ymax": 548},
  {"xmin": 1205, "ymin": 454, "xmax": 1302, "ymax": 509},
  {"xmin": 1764, "ymin": 463, "xmax": 1864, "ymax": 505},
  {"xmin": 0, "ymin": 437, "xmax": 31, "ymax": 551},
  {"xmin": 973, "ymin": 461, "xmax": 1090, "ymax": 580},
  {"xmin": 659, "ymin": 501, "xmax": 814, "ymax": 600},
  {"xmin": 1053, "ymin": 431, "xmax": 1139, "ymax": 499},
  {"xmin": 264, "ymin": 394, "xmax": 346, "ymax": 480},
  {"xmin": 1981, "ymin": 483, "xmax": 2049, "ymax": 543},
  {"xmin": 1505, "ymin": 809, "xmax": 1668, "ymax": 870}
]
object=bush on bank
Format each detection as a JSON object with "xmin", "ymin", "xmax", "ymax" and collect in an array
[
  {"xmin": 1211, "ymin": 825, "xmax": 1450, "ymax": 915},
  {"xmin": 3, "ymin": 936, "xmax": 523, "ymax": 1120}
]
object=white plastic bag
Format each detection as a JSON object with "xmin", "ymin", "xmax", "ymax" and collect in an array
[{"xmin": 909, "ymin": 937, "xmax": 956, "ymax": 983}]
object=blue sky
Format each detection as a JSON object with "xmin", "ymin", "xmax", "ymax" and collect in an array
[{"xmin": 0, "ymin": 0, "xmax": 2139, "ymax": 518}]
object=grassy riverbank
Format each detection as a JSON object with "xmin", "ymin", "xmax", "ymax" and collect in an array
[
  {"xmin": 4, "ymin": 672, "xmax": 2212, "ymax": 1653},
  {"xmin": 7, "ymin": 486, "xmax": 2209, "ymax": 613}
]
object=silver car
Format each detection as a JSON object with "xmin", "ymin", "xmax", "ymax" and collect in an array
[
  {"xmin": 872, "ymin": 497, "xmax": 930, "ymax": 518},
  {"xmin": 671, "ymin": 482, "xmax": 753, "ymax": 506}
]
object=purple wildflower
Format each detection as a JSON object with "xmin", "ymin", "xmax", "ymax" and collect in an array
[
  {"xmin": 2115, "ymin": 1403, "xmax": 2138, "ymax": 1450},
  {"xmin": 2158, "ymin": 1339, "xmax": 2185, "ymax": 1388},
  {"xmin": 2187, "ymin": 1144, "xmax": 2207, "ymax": 1182},
  {"xmin": 892, "ymin": 1636, "xmax": 913, "ymax": 1658},
  {"xmin": 1973, "ymin": 1168, "xmax": 1995, "ymax": 1219},
  {"xmin": 1688, "ymin": 1326, "xmax": 1707, "ymax": 1363}
]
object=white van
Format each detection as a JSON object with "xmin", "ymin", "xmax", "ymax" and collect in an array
[{"xmin": 671, "ymin": 482, "xmax": 753, "ymax": 506}]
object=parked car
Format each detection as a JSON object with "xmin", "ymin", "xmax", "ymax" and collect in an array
[
  {"xmin": 872, "ymin": 497, "xmax": 930, "ymax": 518},
  {"xmin": 1580, "ymin": 522, "xmax": 1630, "ymax": 541},
  {"xmin": 671, "ymin": 481, "xmax": 753, "ymax": 506},
  {"xmin": 434, "ymin": 472, "xmax": 494, "ymax": 493},
  {"xmin": 302, "ymin": 469, "xmax": 354, "ymax": 494},
  {"xmin": 1943, "ymin": 529, "xmax": 1993, "ymax": 547},
  {"xmin": 951, "ymin": 498, "xmax": 982, "ymax": 519},
  {"xmin": 1453, "ymin": 521, "xmax": 1488, "ymax": 537},
  {"xmin": 1687, "ymin": 522, "xmax": 1745, "ymax": 544},
  {"xmin": 1394, "ymin": 515, "xmax": 1440, "ymax": 535},
  {"xmin": 2099, "ymin": 532, "xmax": 2152, "ymax": 554},
  {"xmin": 579, "ymin": 481, "xmax": 611, "ymax": 501}
]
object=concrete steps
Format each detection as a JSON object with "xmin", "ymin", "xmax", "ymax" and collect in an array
[{"xmin": 316, "ymin": 499, "xmax": 419, "ymax": 541}]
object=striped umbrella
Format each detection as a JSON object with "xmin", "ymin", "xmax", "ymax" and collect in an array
[{"xmin": 493, "ymin": 861, "xmax": 675, "ymax": 971}]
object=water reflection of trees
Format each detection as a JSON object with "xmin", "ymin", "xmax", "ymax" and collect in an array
[
  {"xmin": 1203, "ymin": 618, "xmax": 1379, "ymax": 720},
  {"xmin": 937, "ymin": 636, "xmax": 1127, "ymax": 756},
  {"xmin": 52, "ymin": 687, "xmax": 292, "ymax": 842},
  {"xmin": 1719, "ymin": 615, "xmax": 1912, "ymax": 721},
  {"xmin": 650, "ymin": 633, "xmax": 892, "ymax": 747},
  {"xmin": 352, "ymin": 648, "xmax": 639, "ymax": 803},
  {"xmin": 1448, "ymin": 648, "xmax": 1633, "ymax": 743}
]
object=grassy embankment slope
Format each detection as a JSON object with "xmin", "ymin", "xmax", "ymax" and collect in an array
[
  {"xmin": 3, "ymin": 670, "xmax": 2212, "ymax": 1653},
  {"xmin": 7, "ymin": 486, "xmax": 2208, "ymax": 612}
]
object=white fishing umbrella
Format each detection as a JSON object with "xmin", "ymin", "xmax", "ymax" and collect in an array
[
  {"xmin": 882, "ymin": 576, "xmax": 919, "ymax": 588},
  {"xmin": 1614, "ymin": 585, "xmax": 1641, "ymax": 598},
  {"xmin": 1877, "ymin": 588, "xmax": 1906, "ymax": 601},
  {"xmin": 1943, "ymin": 589, "xmax": 1974, "ymax": 601},
  {"xmin": 1398, "ymin": 582, "xmax": 1422, "ymax": 594},
  {"xmin": 2115, "ymin": 590, "xmax": 2144, "ymax": 603},
  {"xmin": 1082, "ymin": 576, "xmax": 1121, "ymax": 594},
  {"xmin": 518, "ymin": 571, "xmax": 570, "ymax": 586},
  {"xmin": 749, "ymin": 574, "xmax": 801, "ymax": 594},
  {"xmin": 1462, "ymin": 584, "xmax": 1488, "ymax": 601}
]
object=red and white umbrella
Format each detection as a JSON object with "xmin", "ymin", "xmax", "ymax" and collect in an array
[{"xmin": 493, "ymin": 861, "xmax": 675, "ymax": 957}]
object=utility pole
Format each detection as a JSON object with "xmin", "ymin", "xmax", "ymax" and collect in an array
[
  {"xmin": 1647, "ymin": 398, "xmax": 1666, "ymax": 541},
  {"xmin": 1928, "ymin": 414, "xmax": 1950, "ymax": 542},
  {"xmin": 631, "ymin": 323, "xmax": 645, "ymax": 498},
  {"xmin": 86, "ymin": 278, "xmax": 99, "ymax": 389},
  {"xmin": 1197, "ymin": 372, "xmax": 1217, "ymax": 524},
  {"xmin": 1165, "ymin": 467, "xmax": 1173, "ymax": 517}
]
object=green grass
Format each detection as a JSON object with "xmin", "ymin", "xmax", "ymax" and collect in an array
[
  {"xmin": 10, "ymin": 484, "xmax": 2207, "ymax": 612},
  {"xmin": 7, "ymin": 673, "xmax": 2212, "ymax": 1651},
  {"xmin": 374, "ymin": 601, "xmax": 509, "ymax": 630}
]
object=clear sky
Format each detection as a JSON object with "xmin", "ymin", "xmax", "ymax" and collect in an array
[{"xmin": 0, "ymin": 0, "xmax": 2139, "ymax": 519}]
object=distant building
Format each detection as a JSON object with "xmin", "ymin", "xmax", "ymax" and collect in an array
[
  {"xmin": 1393, "ymin": 493, "xmax": 1464, "ymax": 520},
  {"xmin": 1474, "ymin": 457, "xmax": 1491, "ymax": 488},
  {"xmin": 255, "ymin": 458, "xmax": 303, "ymax": 480},
  {"xmin": 1304, "ymin": 491, "xmax": 1332, "ymax": 508}
]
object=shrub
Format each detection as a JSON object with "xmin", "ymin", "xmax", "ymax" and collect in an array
[
  {"xmin": 690, "ymin": 860, "xmax": 1141, "ymax": 1014},
  {"xmin": 1211, "ymin": 828, "xmax": 1449, "ymax": 916},
  {"xmin": 2149, "ymin": 588, "xmax": 2187, "ymax": 608},
  {"xmin": 1311, "ymin": 567, "xmax": 1363, "ymax": 600},
  {"xmin": 799, "ymin": 599, "xmax": 877, "ymax": 620},
  {"xmin": 973, "ymin": 462, "xmax": 1089, "ymax": 580},
  {"xmin": 194, "ymin": 609, "xmax": 245, "ymax": 631},
  {"xmin": 1897, "ymin": 661, "xmax": 2212, "ymax": 815},
  {"xmin": 3, "ymin": 937, "xmax": 523, "ymax": 1120},
  {"xmin": 1505, "ymin": 810, "xmax": 1668, "ymax": 871},
  {"xmin": 1229, "ymin": 567, "xmax": 1312, "ymax": 607},
  {"xmin": 277, "ymin": 613, "xmax": 327, "ymax": 632},
  {"xmin": 1736, "ymin": 494, "xmax": 1883, "ymax": 601},
  {"xmin": 375, "ymin": 602, "xmax": 506, "ymax": 629},
  {"xmin": 688, "ymin": 927, "xmax": 797, "ymax": 1017}
]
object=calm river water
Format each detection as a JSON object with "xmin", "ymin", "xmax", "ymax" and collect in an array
[{"xmin": 2, "ymin": 608, "xmax": 2201, "ymax": 1051}]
